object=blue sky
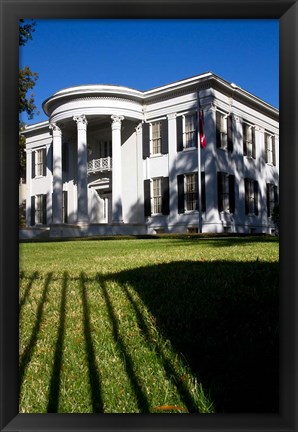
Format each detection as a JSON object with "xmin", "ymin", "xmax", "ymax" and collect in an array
[{"xmin": 20, "ymin": 19, "xmax": 279, "ymax": 124}]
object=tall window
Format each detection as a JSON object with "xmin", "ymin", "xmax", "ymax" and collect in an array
[
  {"xmin": 62, "ymin": 191, "xmax": 68, "ymax": 223},
  {"xmin": 151, "ymin": 122, "xmax": 162, "ymax": 154},
  {"xmin": 185, "ymin": 173, "xmax": 198, "ymax": 211},
  {"xmin": 144, "ymin": 177, "xmax": 169, "ymax": 217},
  {"xmin": 216, "ymin": 111, "xmax": 233, "ymax": 152},
  {"xmin": 32, "ymin": 148, "xmax": 46, "ymax": 178},
  {"xmin": 243, "ymin": 123, "xmax": 256, "ymax": 158},
  {"xmin": 266, "ymin": 183, "xmax": 278, "ymax": 217},
  {"xmin": 99, "ymin": 140, "xmax": 112, "ymax": 158},
  {"xmin": 217, "ymin": 172, "xmax": 235, "ymax": 213},
  {"xmin": 244, "ymin": 178, "xmax": 258, "ymax": 215},
  {"xmin": 265, "ymin": 133, "xmax": 276, "ymax": 165},
  {"xmin": 31, "ymin": 194, "xmax": 46, "ymax": 225},
  {"xmin": 184, "ymin": 114, "xmax": 197, "ymax": 148},
  {"xmin": 152, "ymin": 178, "xmax": 162, "ymax": 214}
]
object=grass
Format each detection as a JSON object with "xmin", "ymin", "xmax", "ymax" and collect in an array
[{"xmin": 19, "ymin": 236, "xmax": 279, "ymax": 413}]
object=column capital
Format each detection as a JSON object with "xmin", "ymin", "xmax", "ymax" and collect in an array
[
  {"xmin": 135, "ymin": 123, "xmax": 143, "ymax": 135},
  {"xmin": 111, "ymin": 115, "xmax": 124, "ymax": 130},
  {"xmin": 49, "ymin": 122, "xmax": 62, "ymax": 134},
  {"xmin": 167, "ymin": 113, "xmax": 177, "ymax": 120},
  {"xmin": 73, "ymin": 114, "xmax": 88, "ymax": 126}
]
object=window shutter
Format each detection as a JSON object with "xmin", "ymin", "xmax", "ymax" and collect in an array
[
  {"xmin": 227, "ymin": 115, "xmax": 233, "ymax": 152},
  {"xmin": 62, "ymin": 143, "xmax": 69, "ymax": 172},
  {"xmin": 161, "ymin": 119, "xmax": 168, "ymax": 154},
  {"xmin": 42, "ymin": 194, "xmax": 47, "ymax": 224},
  {"xmin": 42, "ymin": 148, "xmax": 47, "ymax": 176},
  {"xmin": 31, "ymin": 151, "xmax": 35, "ymax": 178},
  {"xmin": 254, "ymin": 180, "xmax": 259, "ymax": 216},
  {"xmin": 142, "ymin": 123, "xmax": 150, "ymax": 159},
  {"xmin": 265, "ymin": 133, "xmax": 269, "ymax": 163},
  {"xmin": 229, "ymin": 174, "xmax": 235, "ymax": 213},
  {"xmin": 63, "ymin": 190, "xmax": 68, "ymax": 223},
  {"xmin": 176, "ymin": 116, "xmax": 183, "ymax": 152},
  {"xmin": 30, "ymin": 196, "xmax": 35, "ymax": 226},
  {"xmin": 201, "ymin": 171, "xmax": 206, "ymax": 212},
  {"xmin": 272, "ymin": 136, "xmax": 276, "ymax": 166},
  {"xmin": 144, "ymin": 179, "xmax": 151, "ymax": 217},
  {"xmin": 244, "ymin": 179, "xmax": 249, "ymax": 214},
  {"xmin": 243, "ymin": 123, "xmax": 247, "ymax": 155},
  {"xmin": 216, "ymin": 111, "xmax": 221, "ymax": 148},
  {"xmin": 252, "ymin": 128, "xmax": 256, "ymax": 158},
  {"xmin": 161, "ymin": 176, "xmax": 170, "ymax": 215},
  {"xmin": 194, "ymin": 112, "xmax": 198, "ymax": 147},
  {"xmin": 194, "ymin": 172, "xmax": 199, "ymax": 210},
  {"xmin": 177, "ymin": 174, "xmax": 185, "ymax": 214},
  {"xmin": 217, "ymin": 172, "xmax": 223, "ymax": 212},
  {"xmin": 266, "ymin": 184, "xmax": 271, "ymax": 217}
]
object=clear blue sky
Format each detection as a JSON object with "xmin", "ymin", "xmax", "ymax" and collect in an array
[{"xmin": 20, "ymin": 19, "xmax": 279, "ymax": 124}]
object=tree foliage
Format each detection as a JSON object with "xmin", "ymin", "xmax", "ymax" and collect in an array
[{"xmin": 19, "ymin": 19, "xmax": 39, "ymax": 180}]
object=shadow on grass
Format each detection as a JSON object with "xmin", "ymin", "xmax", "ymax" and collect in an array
[
  {"xmin": 19, "ymin": 271, "xmax": 39, "ymax": 312},
  {"xmin": 99, "ymin": 259, "xmax": 279, "ymax": 413}
]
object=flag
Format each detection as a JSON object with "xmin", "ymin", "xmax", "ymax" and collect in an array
[{"xmin": 199, "ymin": 109, "xmax": 206, "ymax": 148}]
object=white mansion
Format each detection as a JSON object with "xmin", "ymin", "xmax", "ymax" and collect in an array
[{"xmin": 21, "ymin": 72, "xmax": 279, "ymax": 238}]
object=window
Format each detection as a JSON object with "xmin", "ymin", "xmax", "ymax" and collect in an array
[
  {"xmin": 184, "ymin": 114, "xmax": 197, "ymax": 148},
  {"xmin": 244, "ymin": 178, "xmax": 258, "ymax": 215},
  {"xmin": 31, "ymin": 194, "xmax": 47, "ymax": 225},
  {"xmin": 177, "ymin": 172, "xmax": 206, "ymax": 214},
  {"xmin": 266, "ymin": 184, "xmax": 278, "ymax": 217},
  {"xmin": 142, "ymin": 120, "xmax": 168, "ymax": 158},
  {"xmin": 185, "ymin": 173, "xmax": 198, "ymax": 211},
  {"xmin": 217, "ymin": 172, "xmax": 235, "ymax": 213},
  {"xmin": 99, "ymin": 140, "xmax": 112, "ymax": 158},
  {"xmin": 32, "ymin": 148, "xmax": 46, "ymax": 178},
  {"xmin": 265, "ymin": 133, "xmax": 276, "ymax": 165},
  {"xmin": 216, "ymin": 111, "xmax": 233, "ymax": 152},
  {"xmin": 243, "ymin": 123, "xmax": 256, "ymax": 158},
  {"xmin": 152, "ymin": 178, "xmax": 162, "ymax": 214},
  {"xmin": 144, "ymin": 177, "xmax": 169, "ymax": 217},
  {"xmin": 62, "ymin": 191, "xmax": 68, "ymax": 223}
]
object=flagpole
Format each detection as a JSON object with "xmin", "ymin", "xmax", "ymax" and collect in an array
[{"xmin": 197, "ymin": 90, "xmax": 202, "ymax": 233}]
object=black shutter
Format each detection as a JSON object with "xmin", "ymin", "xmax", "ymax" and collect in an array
[
  {"xmin": 272, "ymin": 136, "xmax": 276, "ymax": 166},
  {"xmin": 227, "ymin": 115, "xmax": 233, "ymax": 152},
  {"xmin": 254, "ymin": 180, "xmax": 259, "ymax": 216},
  {"xmin": 266, "ymin": 184, "xmax": 271, "ymax": 217},
  {"xmin": 274, "ymin": 185, "xmax": 278, "ymax": 204},
  {"xmin": 194, "ymin": 172, "xmax": 199, "ymax": 210},
  {"xmin": 229, "ymin": 174, "xmax": 235, "ymax": 213},
  {"xmin": 216, "ymin": 111, "xmax": 221, "ymax": 148},
  {"xmin": 176, "ymin": 116, "xmax": 183, "ymax": 152},
  {"xmin": 161, "ymin": 119, "xmax": 168, "ymax": 154},
  {"xmin": 31, "ymin": 151, "xmax": 35, "ymax": 178},
  {"xmin": 201, "ymin": 171, "xmax": 206, "ymax": 212},
  {"xmin": 30, "ymin": 196, "xmax": 35, "ymax": 226},
  {"xmin": 265, "ymin": 133, "xmax": 269, "ymax": 163},
  {"xmin": 142, "ymin": 123, "xmax": 150, "ymax": 159},
  {"xmin": 62, "ymin": 143, "xmax": 68, "ymax": 172},
  {"xmin": 144, "ymin": 179, "xmax": 151, "ymax": 217},
  {"xmin": 42, "ymin": 194, "xmax": 47, "ymax": 224},
  {"xmin": 194, "ymin": 112, "xmax": 198, "ymax": 148},
  {"xmin": 42, "ymin": 148, "xmax": 47, "ymax": 176},
  {"xmin": 161, "ymin": 176, "xmax": 170, "ymax": 215},
  {"xmin": 217, "ymin": 172, "xmax": 223, "ymax": 212},
  {"xmin": 244, "ymin": 179, "xmax": 249, "ymax": 215},
  {"xmin": 63, "ymin": 191, "xmax": 68, "ymax": 223},
  {"xmin": 177, "ymin": 174, "xmax": 185, "ymax": 214},
  {"xmin": 252, "ymin": 127, "xmax": 256, "ymax": 159},
  {"xmin": 243, "ymin": 123, "xmax": 247, "ymax": 155}
]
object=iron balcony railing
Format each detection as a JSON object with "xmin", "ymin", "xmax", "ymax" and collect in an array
[{"xmin": 87, "ymin": 157, "xmax": 112, "ymax": 174}]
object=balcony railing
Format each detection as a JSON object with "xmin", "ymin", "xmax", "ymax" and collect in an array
[{"xmin": 87, "ymin": 157, "xmax": 112, "ymax": 174}]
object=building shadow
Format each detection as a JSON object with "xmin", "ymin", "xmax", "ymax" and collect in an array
[{"xmin": 99, "ymin": 259, "xmax": 279, "ymax": 413}]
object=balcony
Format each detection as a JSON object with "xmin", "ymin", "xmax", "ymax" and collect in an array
[{"xmin": 87, "ymin": 157, "xmax": 112, "ymax": 174}]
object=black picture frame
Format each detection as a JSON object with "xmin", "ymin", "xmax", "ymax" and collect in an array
[{"xmin": 1, "ymin": 1, "xmax": 297, "ymax": 431}]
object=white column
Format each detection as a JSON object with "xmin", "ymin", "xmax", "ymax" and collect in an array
[
  {"xmin": 49, "ymin": 123, "xmax": 63, "ymax": 224},
  {"xmin": 111, "ymin": 115, "xmax": 124, "ymax": 223},
  {"xmin": 73, "ymin": 114, "xmax": 89, "ymax": 224},
  {"xmin": 25, "ymin": 149, "xmax": 32, "ymax": 226}
]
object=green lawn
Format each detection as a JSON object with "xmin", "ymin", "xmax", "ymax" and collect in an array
[{"xmin": 19, "ymin": 236, "xmax": 279, "ymax": 413}]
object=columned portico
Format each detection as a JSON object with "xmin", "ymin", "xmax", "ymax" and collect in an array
[
  {"xmin": 111, "ymin": 115, "xmax": 124, "ymax": 223},
  {"xmin": 50, "ymin": 122, "xmax": 63, "ymax": 224},
  {"xmin": 73, "ymin": 114, "xmax": 89, "ymax": 224}
]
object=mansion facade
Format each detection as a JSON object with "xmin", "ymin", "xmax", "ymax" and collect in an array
[{"xmin": 21, "ymin": 72, "xmax": 279, "ymax": 238}]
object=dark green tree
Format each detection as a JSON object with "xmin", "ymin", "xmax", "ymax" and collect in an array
[{"xmin": 19, "ymin": 19, "xmax": 39, "ymax": 180}]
